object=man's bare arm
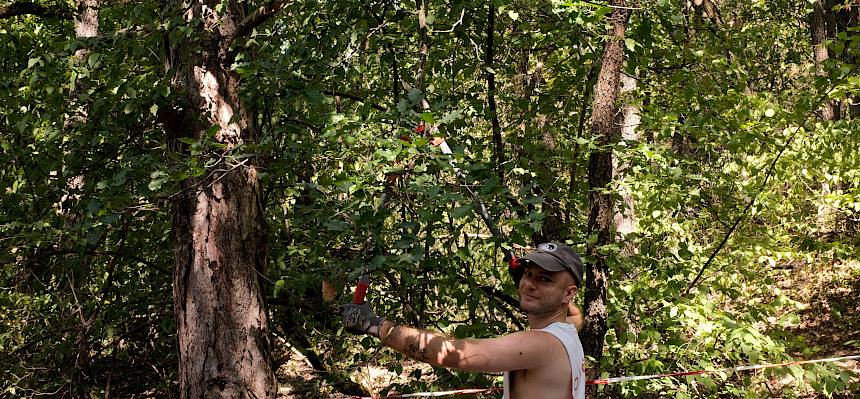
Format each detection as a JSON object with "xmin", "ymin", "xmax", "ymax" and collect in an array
[{"xmin": 379, "ymin": 320, "xmax": 559, "ymax": 373}]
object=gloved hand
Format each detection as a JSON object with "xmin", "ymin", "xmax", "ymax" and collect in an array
[{"xmin": 341, "ymin": 302, "xmax": 384, "ymax": 337}]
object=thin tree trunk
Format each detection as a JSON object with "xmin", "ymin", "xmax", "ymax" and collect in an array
[
  {"xmin": 73, "ymin": 0, "xmax": 97, "ymax": 58},
  {"xmin": 810, "ymin": 1, "xmax": 839, "ymax": 235},
  {"xmin": 849, "ymin": 6, "xmax": 860, "ymax": 118},
  {"xmin": 613, "ymin": 72, "xmax": 639, "ymax": 244},
  {"xmin": 166, "ymin": 2, "xmax": 275, "ymax": 398},
  {"xmin": 67, "ymin": 0, "xmax": 98, "ymax": 107},
  {"xmin": 583, "ymin": 1, "xmax": 629, "ymax": 397},
  {"xmin": 416, "ymin": 0, "xmax": 428, "ymax": 92},
  {"xmin": 68, "ymin": 3, "xmax": 99, "ymax": 393},
  {"xmin": 486, "ymin": 2, "xmax": 503, "ymax": 177},
  {"xmin": 811, "ymin": 0, "xmax": 838, "ymax": 120}
]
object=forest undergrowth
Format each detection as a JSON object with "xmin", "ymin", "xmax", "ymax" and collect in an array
[{"xmin": 276, "ymin": 254, "xmax": 860, "ymax": 399}]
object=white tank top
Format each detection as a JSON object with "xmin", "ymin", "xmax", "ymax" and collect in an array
[{"xmin": 503, "ymin": 322, "xmax": 585, "ymax": 399}]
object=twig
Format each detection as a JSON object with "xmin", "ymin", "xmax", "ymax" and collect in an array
[
  {"xmin": 578, "ymin": 0, "xmax": 642, "ymax": 10},
  {"xmin": 431, "ymin": 9, "xmax": 465, "ymax": 33},
  {"xmin": 166, "ymin": 151, "xmax": 248, "ymax": 200}
]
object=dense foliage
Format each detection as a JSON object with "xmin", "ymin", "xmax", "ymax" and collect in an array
[{"xmin": 1, "ymin": 0, "xmax": 859, "ymax": 397}]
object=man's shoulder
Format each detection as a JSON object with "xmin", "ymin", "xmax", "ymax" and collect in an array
[
  {"xmin": 543, "ymin": 321, "xmax": 578, "ymax": 333},
  {"xmin": 498, "ymin": 329, "xmax": 567, "ymax": 351},
  {"xmin": 502, "ymin": 329, "xmax": 570, "ymax": 361},
  {"xmin": 540, "ymin": 323, "xmax": 584, "ymax": 357}
]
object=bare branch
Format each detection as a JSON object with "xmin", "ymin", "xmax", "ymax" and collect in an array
[
  {"xmin": 0, "ymin": 1, "xmax": 71, "ymax": 19},
  {"xmin": 233, "ymin": 0, "xmax": 287, "ymax": 40},
  {"xmin": 431, "ymin": 8, "xmax": 464, "ymax": 34}
]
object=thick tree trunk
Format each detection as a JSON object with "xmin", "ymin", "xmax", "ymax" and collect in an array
[
  {"xmin": 166, "ymin": 2, "xmax": 275, "ymax": 398},
  {"xmin": 583, "ymin": 1, "xmax": 628, "ymax": 397}
]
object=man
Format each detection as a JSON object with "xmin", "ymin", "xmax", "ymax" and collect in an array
[{"xmin": 341, "ymin": 242, "xmax": 586, "ymax": 399}]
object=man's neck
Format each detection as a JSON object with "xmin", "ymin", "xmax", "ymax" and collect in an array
[{"xmin": 526, "ymin": 307, "xmax": 567, "ymax": 330}]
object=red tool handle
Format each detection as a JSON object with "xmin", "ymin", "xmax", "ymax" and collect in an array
[
  {"xmin": 508, "ymin": 255, "xmax": 520, "ymax": 269},
  {"xmin": 352, "ymin": 274, "xmax": 370, "ymax": 304}
]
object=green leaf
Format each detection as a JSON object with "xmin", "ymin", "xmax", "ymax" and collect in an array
[
  {"xmin": 407, "ymin": 88, "xmax": 423, "ymax": 103},
  {"xmin": 148, "ymin": 179, "xmax": 165, "ymax": 191},
  {"xmin": 396, "ymin": 98, "xmax": 411, "ymax": 112},
  {"xmin": 112, "ymin": 169, "xmax": 128, "ymax": 186},
  {"xmin": 451, "ymin": 204, "xmax": 472, "ymax": 218},
  {"xmin": 86, "ymin": 199, "xmax": 102, "ymax": 214},
  {"xmin": 87, "ymin": 53, "xmax": 100, "ymax": 69},
  {"xmin": 625, "ymin": 38, "xmax": 637, "ymax": 51}
]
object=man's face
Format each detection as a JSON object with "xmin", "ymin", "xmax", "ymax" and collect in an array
[{"xmin": 518, "ymin": 263, "xmax": 578, "ymax": 315}]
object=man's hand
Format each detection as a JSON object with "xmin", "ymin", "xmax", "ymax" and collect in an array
[
  {"xmin": 341, "ymin": 302, "xmax": 384, "ymax": 337},
  {"xmin": 566, "ymin": 302, "xmax": 583, "ymax": 332}
]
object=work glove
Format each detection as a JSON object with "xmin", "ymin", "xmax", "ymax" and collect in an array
[{"xmin": 341, "ymin": 302, "xmax": 384, "ymax": 337}]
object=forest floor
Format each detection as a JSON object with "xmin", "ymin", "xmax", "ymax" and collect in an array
[
  {"xmin": 277, "ymin": 257, "xmax": 860, "ymax": 398},
  {"xmin": 765, "ymin": 256, "xmax": 860, "ymax": 398}
]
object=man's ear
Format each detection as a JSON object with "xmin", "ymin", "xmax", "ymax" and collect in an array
[{"xmin": 562, "ymin": 284, "xmax": 577, "ymax": 304}]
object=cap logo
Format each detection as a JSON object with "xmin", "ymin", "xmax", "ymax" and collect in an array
[{"xmin": 538, "ymin": 243, "xmax": 558, "ymax": 252}]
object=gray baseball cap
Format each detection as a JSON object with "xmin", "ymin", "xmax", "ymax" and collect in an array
[{"xmin": 520, "ymin": 242, "xmax": 583, "ymax": 287}]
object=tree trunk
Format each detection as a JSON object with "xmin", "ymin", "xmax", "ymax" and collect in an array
[
  {"xmin": 63, "ymin": 2, "xmax": 100, "ymax": 392},
  {"xmin": 849, "ymin": 6, "xmax": 860, "ymax": 118},
  {"xmin": 166, "ymin": 2, "xmax": 276, "ymax": 398},
  {"xmin": 485, "ymin": 1, "xmax": 503, "ymax": 177},
  {"xmin": 613, "ymin": 72, "xmax": 639, "ymax": 244},
  {"xmin": 582, "ymin": 1, "xmax": 628, "ymax": 397},
  {"xmin": 66, "ymin": 0, "xmax": 98, "ymax": 103},
  {"xmin": 810, "ymin": 1, "xmax": 839, "ymax": 236},
  {"xmin": 810, "ymin": 0, "xmax": 838, "ymax": 121}
]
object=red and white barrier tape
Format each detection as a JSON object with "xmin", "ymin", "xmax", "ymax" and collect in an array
[
  {"xmin": 352, "ymin": 388, "xmax": 501, "ymax": 399},
  {"xmin": 589, "ymin": 353, "xmax": 860, "ymax": 385},
  {"xmin": 352, "ymin": 354, "xmax": 860, "ymax": 398}
]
